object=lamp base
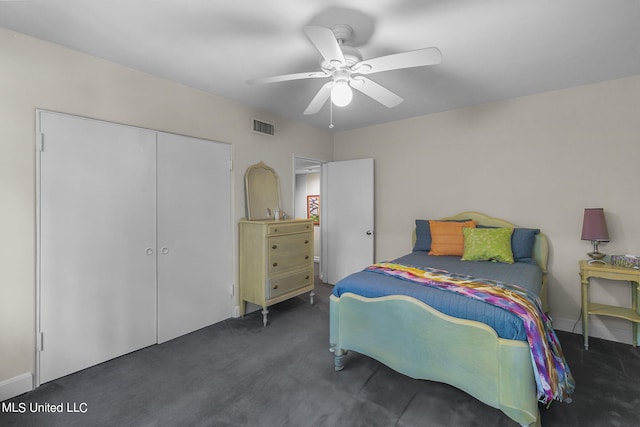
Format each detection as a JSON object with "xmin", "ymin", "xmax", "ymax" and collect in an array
[
  {"xmin": 587, "ymin": 251, "xmax": 606, "ymax": 264},
  {"xmin": 586, "ymin": 239, "xmax": 607, "ymax": 264}
]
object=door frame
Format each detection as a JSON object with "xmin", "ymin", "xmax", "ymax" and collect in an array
[
  {"xmin": 292, "ymin": 155, "xmax": 327, "ymax": 280},
  {"xmin": 35, "ymin": 110, "xmax": 44, "ymax": 388}
]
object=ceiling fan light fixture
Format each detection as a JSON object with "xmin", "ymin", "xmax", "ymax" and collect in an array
[{"xmin": 331, "ymin": 80, "xmax": 352, "ymax": 107}]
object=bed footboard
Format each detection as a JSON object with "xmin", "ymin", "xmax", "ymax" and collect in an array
[{"xmin": 330, "ymin": 293, "xmax": 540, "ymax": 427}]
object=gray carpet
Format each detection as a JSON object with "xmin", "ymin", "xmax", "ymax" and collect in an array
[{"xmin": 2, "ymin": 274, "xmax": 640, "ymax": 426}]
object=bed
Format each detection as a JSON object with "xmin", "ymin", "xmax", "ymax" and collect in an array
[{"xmin": 329, "ymin": 212, "xmax": 573, "ymax": 427}]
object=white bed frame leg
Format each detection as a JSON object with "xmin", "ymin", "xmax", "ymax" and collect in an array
[
  {"xmin": 310, "ymin": 290, "xmax": 315, "ymax": 305},
  {"xmin": 261, "ymin": 307, "xmax": 268, "ymax": 327}
]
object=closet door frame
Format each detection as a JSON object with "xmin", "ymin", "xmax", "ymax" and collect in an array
[{"xmin": 35, "ymin": 110, "xmax": 234, "ymax": 386}]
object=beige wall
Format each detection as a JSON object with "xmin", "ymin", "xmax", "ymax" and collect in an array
[
  {"xmin": 334, "ymin": 74, "xmax": 640, "ymax": 343},
  {"xmin": 0, "ymin": 27, "xmax": 332, "ymax": 391}
]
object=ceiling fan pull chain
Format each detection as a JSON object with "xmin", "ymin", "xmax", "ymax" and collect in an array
[{"xmin": 329, "ymin": 99, "xmax": 334, "ymax": 129}]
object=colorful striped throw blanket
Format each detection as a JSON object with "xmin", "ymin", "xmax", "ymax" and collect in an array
[{"xmin": 365, "ymin": 262, "xmax": 575, "ymax": 404}]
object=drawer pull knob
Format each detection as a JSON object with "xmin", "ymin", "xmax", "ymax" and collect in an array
[
  {"xmin": 305, "ymin": 255, "xmax": 309, "ymax": 259},
  {"xmin": 304, "ymin": 240, "xmax": 309, "ymax": 244},
  {"xmin": 305, "ymin": 276, "xmax": 310, "ymax": 280},
  {"xmin": 273, "ymin": 228, "xmax": 278, "ymax": 232},
  {"xmin": 273, "ymin": 285, "xmax": 278, "ymax": 289},
  {"xmin": 272, "ymin": 262, "xmax": 278, "ymax": 267},
  {"xmin": 271, "ymin": 244, "xmax": 277, "ymax": 250}
]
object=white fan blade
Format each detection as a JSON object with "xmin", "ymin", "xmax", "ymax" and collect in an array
[
  {"xmin": 350, "ymin": 77, "xmax": 403, "ymax": 108},
  {"xmin": 247, "ymin": 71, "xmax": 327, "ymax": 85},
  {"xmin": 304, "ymin": 82, "xmax": 333, "ymax": 115},
  {"xmin": 303, "ymin": 25, "xmax": 345, "ymax": 66},
  {"xmin": 353, "ymin": 47, "xmax": 442, "ymax": 75}
]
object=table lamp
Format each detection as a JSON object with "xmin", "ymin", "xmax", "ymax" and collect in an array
[{"xmin": 581, "ymin": 208, "xmax": 609, "ymax": 264}]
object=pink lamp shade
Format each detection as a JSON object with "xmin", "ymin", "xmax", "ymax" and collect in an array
[{"xmin": 581, "ymin": 208, "xmax": 609, "ymax": 242}]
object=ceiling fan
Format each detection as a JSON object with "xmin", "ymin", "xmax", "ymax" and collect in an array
[{"xmin": 247, "ymin": 24, "xmax": 442, "ymax": 115}]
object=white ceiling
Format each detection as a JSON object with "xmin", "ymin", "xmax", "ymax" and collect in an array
[{"xmin": 1, "ymin": 0, "xmax": 639, "ymax": 132}]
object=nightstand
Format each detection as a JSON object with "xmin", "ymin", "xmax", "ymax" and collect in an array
[{"xmin": 579, "ymin": 260, "xmax": 640, "ymax": 350}]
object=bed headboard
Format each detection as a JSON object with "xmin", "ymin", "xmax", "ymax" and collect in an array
[{"xmin": 413, "ymin": 211, "xmax": 549, "ymax": 273}]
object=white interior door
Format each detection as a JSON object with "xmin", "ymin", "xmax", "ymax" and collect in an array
[
  {"xmin": 322, "ymin": 159, "xmax": 374, "ymax": 284},
  {"xmin": 157, "ymin": 133, "xmax": 232, "ymax": 343},
  {"xmin": 38, "ymin": 111, "xmax": 157, "ymax": 384}
]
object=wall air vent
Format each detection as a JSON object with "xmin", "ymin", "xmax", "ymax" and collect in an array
[{"xmin": 252, "ymin": 119, "xmax": 275, "ymax": 136}]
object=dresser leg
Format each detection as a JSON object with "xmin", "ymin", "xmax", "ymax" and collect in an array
[
  {"xmin": 310, "ymin": 290, "xmax": 315, "ymax": 305},
  {"xmin": 261, "ymin": 307, "xmax": 269, "ymax": 327}
]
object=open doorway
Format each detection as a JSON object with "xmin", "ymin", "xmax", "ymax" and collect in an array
[{"xmin": 293, "ymin": 156, "xmax": 324, "ymax": 266}]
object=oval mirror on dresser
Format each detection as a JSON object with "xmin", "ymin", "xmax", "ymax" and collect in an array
[{"xmin": 244, "ymin": 161, "xmax": 281, "ymax": 220}]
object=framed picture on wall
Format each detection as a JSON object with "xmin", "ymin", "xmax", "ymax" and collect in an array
[{"xmin": 307, "ymin": 195, "xmax": 319, "ymax": 225}]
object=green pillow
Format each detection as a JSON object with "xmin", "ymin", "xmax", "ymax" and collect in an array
[{"xmin": 462, "ymin": 227, "xmax": 514, "ymax": 264}]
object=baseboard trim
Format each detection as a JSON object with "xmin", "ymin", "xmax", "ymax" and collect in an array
[
  {"xmin": 0, "ymin": 373, "xmax": 33, "ymax": 402},
  {"xmin": 552, "ymin": 316, "xmax": 634, "ymax": 345}
]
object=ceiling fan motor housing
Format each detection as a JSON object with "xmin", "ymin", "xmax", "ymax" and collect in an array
[
  {"xmin": 341, "ymin": 45, "xmax": 363, "ymax": 66},
  {"xmin": 331, "ymin": 24, "xmax": 353, "ymax": 43}
]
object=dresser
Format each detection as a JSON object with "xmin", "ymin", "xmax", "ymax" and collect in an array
[{"xmin": 239, "ymin": 218, "xmax": 315, "ymax": 326}]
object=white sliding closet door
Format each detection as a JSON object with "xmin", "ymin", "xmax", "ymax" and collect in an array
[
  {"xmin": 38, "ymin": 112, "xmax": 157, "ymax": 384},
  {"xmin": 156, "ymin": 133, "xmax": 232, "ymax": 343}
]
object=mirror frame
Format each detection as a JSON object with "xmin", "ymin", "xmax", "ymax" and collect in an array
[{"xmin": 244, "ymin": 161, "xmax": 281, "ymax": 220}]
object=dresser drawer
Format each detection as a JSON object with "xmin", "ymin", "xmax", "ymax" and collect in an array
[
  {"xmin": 268, "ymin": 233, "xmax": 312, "ymax": 273},
  {"xmin": 267, "ymin": 221, "xmax": 312, "ymax": 236},
  {"xmin": 268, "ymin": 269, "xmax": 314, "ymax": 299}
]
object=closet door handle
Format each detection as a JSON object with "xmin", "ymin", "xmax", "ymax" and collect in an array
[
  {"xmin": 145, "ymin": 248, "xmax": 154, "ymax": 255},
  {"xmin": 161, "ymin": 247, "xmax": 170, "ymax": 255}
]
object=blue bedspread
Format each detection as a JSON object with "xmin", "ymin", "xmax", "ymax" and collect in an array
[{"xmin": 332, "ymin": 253, "xmax": 543, "ymax": 341}]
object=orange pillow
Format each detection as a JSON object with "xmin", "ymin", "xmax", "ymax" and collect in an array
[{"xmin": 428, "ymin": 220, "xmax": 476, "ymax": 256}]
